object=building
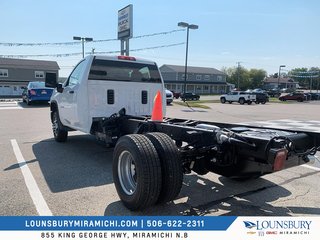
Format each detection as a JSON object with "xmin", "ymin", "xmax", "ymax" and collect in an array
[
  {"xmin": 159, "ymin": 64, "xmax": 230, "ymax": 94},
  {"xmin": 0, "ymin": 58, "xmax": 60, "ymax": 96},
  {"xmin": 263, "ymin": 76, "xmax": 298, "ymax": 90}
]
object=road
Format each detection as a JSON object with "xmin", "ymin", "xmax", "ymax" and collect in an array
[{"xmin": 0, "ymin": 100, "xmax": 319, "ymax": 216}]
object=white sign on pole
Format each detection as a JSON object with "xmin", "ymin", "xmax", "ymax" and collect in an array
[{"xmin": 118, "ymin": 4, "xmax": 133, "ymax": 39}]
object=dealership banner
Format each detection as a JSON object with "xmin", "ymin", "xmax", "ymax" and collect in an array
[{"xmin": 0, "ymin": 216, "xmax": 319, "ymax": 240}]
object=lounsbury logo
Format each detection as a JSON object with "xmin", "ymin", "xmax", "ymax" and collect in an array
[{"xmin": 243, "ymin": 220, "xmax": 312, "ymax": 231}]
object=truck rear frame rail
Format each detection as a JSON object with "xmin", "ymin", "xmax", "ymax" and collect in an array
[{"xmin": 90, "ymin": 110, "xmax": 320, "ymax": 210}]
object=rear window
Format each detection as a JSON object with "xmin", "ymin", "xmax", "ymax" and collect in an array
[
  {"xmin": 88, "ymin": 59, "xmax": 161, "ymax": 83},
  {"xmin": 29, "ymin": 82, "xmax": 45, "ymax": 88}
]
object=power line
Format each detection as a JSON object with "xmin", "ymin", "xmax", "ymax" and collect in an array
[
  {"xmin": 0, "ymin": 29, "xmax": 185, "ymax": 47},
  {"xmin": 0, "ymin": 42, "xmax": 185, "ymax": 58}
]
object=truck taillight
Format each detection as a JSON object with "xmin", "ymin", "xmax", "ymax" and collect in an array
[
  {"xmin": 118, "ymin": 56, "xmax": 136, "ymax": 61},
  {"xmin": 29, "ymin": 90, "xmax": 36, "ymax": 95},
  {"xmin": 273, "ymin": 149, "xmax": 288, "ymax": 171}
]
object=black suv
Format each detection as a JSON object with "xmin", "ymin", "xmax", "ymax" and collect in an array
[
  {"xmin": 267, "ymin": 88, "xmax": 281, "ymax": 97},
  {"xmin": 253, "ymin": 92, "xmax": 269, "ymax": 104},
  {"xmin": 180, "ymin": 92, "xmax": 200, "ymax": 101}
]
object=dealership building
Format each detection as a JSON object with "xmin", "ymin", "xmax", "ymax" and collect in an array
[
  {"xmin": 0, "ymin": 58, "xmax": 60, "ymax": 97},
  {"xmin": 160, "ymin": 64, "xmax": 231, "ymax": 94}
]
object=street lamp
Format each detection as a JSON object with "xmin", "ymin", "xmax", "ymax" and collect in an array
[
  {"xmin": 178, "ymin": 22, "xmax": 198, "ymax": 98},
  {"xmin": 73, "ymin": 36, "xmax": 93, "ymax": 58},
  {"xmin": 277, "ymin": 65, "xmax": 286, "ymax": 89}
]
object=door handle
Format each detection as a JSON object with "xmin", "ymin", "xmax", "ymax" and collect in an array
[{"xmin": 68, "ymin": 90, "xmax": 74, "ymax": 94}]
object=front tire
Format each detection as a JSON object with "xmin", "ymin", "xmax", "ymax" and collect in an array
[
  {"xmin": 113, "ymin": 134, "xmax": 162, "ymax": 211},
  {"xmin": 220, "ymin": 97, "xmax": 226, "ymax": 104},
  {"xmin": 145, "ymin": 132, "xmax": 183, "ymax": 203},
  {"xmin": 52, "ymin": 110, "xmax": 68, "ymax": 142}
]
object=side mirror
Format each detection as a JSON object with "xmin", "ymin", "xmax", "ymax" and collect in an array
[
  {"xmin": 57, "ymin": 83, "xmax": 63, "ymax": 93},
  {"xmin": 45, "ymin": 72, "xmax": 58, "ymax": 88}
]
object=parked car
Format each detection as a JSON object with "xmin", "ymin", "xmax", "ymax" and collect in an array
[
  {"xmin": 180, "ymin": 92, "xmax": 200, "ymax": 101},
  {"xmin": 22, "ymin": 81, "xmax": 53, "ymax": 105},
  {"xmin": 267, "ymin": 88, "xmax": 281, "ymax": 97},
  {"xmin": 304, "ymin": 93, "xmax": 312, "ymax": 101},
  {"xmin": 170, "ymin": 90, "xmax": 181, "ymax": 99},
  {"xmin": 278, "ymin": 92, "xmax": 305, "ymax": 102},
  {"xmin": 253, "ymin": 92, "xmax": 269, "ymax": 104},
  {"xmin": 252, "ymin": 88, "xmax": 265, "ymax": 93},
  {"xmin": 165, "ymin": 89, "xmax": 173, "ymax": 105},
  {"xmin": 310, "ymin": 93, "xmax": 320, "ymax": 100}
]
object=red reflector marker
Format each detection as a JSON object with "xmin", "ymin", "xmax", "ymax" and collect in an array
[
  {"xmin": 118, "ymin": 55, "xmax": 136, "ymax": 61},
  {"xmin": 29, "ymin": 90, "xmax": 37, "ymax": 95},
  {"xmin": 273, "ymin": 149, "xmax": 288, "ymax": 171}
]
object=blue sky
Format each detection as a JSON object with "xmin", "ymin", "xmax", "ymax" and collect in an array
[{"xmin": 1, "ymin": 0, "xmax": 319, "ymax": 77}]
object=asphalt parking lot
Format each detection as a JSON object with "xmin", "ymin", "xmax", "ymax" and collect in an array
[{"xmin": 0, "ymin": 100, "xmax": 319, "ymax": 216}]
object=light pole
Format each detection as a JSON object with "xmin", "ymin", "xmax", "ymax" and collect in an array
[
  {"xmin": 277, "ymin": 65, "xmax": 286, "ymax": 89},
  {"xmin": 178, "ymin": 22, "xmax": 198, "ymax": 97},
  {"xmin": 73, "ymin": 36, "xmax": 93, "ymax": 58}
]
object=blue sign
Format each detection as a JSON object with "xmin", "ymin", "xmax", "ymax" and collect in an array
[{"xmin": 0, "ymin": 216, "xmax": 236, "ymax": 231}]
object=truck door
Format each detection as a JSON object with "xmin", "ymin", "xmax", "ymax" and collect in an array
[
  {"xmin": 230, "ymin": 92, "xmax": 238, "ymax": 101},
  {"xmin": 59, "ymin": 60, "xmax": 86, "ymax": 127}
]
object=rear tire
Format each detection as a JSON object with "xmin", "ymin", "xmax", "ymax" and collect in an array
[
  {"xmin": 52, "ymin": 110, "xmax": 68, "ymax": 142},
  {"xmin": 113, "ymin": 134, "xmax": 162, "ymax": 211},
  {"xmin": 145, "ymin": 132, "xmax": 183, "ymax": 203},
  {"xmin": 247, "ymin": 101, "xmax": 252, "ymax": 105},
  {"xmin": 239, "ymin": 98, "xmax": 245, "ymax": 105}
]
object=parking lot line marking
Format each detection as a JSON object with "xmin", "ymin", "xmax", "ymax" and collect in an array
[
  {"xmin": 10, "ymin": 139, "xmax": 53, "ymax": 216},
  {"xmin": 301, "ymin": 164, "xmax": 320, "ymax": 171}
]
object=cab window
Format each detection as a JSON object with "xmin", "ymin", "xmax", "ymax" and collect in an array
[
  {"xmin": 88, "ymin": 59, "xmax": 161, "ymax": 83},
  {"xmin": 67, "ymin": 60, "xmax": 86, "ymax": 86}
]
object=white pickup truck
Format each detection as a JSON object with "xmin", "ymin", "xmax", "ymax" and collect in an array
[
  {"xmin": 220, "ymin": 91, "xmax": 256, "ymax": 105},
  {"xmin": 45, "ymin": 55, "xmax": 320, "ymax": 211}
]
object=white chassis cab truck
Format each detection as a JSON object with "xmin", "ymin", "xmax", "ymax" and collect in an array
[{"xmin": 46, "ymin": 55, "xmax": 320, "ymax": 211}]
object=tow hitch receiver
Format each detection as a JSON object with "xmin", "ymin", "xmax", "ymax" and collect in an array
[{"xmin": 273, "ymin": 149, "xmax": 288, "ymax": 171}]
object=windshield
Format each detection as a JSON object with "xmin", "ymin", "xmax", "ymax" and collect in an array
[
  {"xmin": 29, "ymin": 82, "xmax": 45, "ymax": 88},
  {"xmin": 89, "ymin": 59, "xmax": 161, "ymax": 83}
]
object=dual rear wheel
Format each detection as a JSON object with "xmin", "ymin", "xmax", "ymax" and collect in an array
[{"xmin": 113, "ymin": 133, "xmax": 183, "ymax": 211}]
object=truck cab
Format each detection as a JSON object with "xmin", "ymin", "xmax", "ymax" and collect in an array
[{"xmin": 46, "ymin": 55, "xmax": 166, "ymax": 135}]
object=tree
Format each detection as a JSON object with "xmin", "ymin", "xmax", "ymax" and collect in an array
[
  {"xmin": 222, "ymin": 66, "xmax": 266, "ymax": 90},
  {"xmin": 289, "ymin": 67, "xmax": 320, "ymax": 89},
  {"xmin": 248, "ymin": 69, "xmax": 267, "ymax": 89}
]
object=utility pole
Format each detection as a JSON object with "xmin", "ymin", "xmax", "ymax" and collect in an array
[
  {"xmin": 278, "ymin": 65, "xmax": 286, "ymax": 89},
  {"xmin": 236, "ymin": 62, "xmax": 241, "ymax": 90}
]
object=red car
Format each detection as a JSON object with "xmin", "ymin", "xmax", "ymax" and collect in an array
[
  {"xmin": 170, "ymin": 90, "xmax": 181, "ymax": 99},
  {"xmin": 279, "ymin": 92, "xmax": 305, "ymax": 102}
]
